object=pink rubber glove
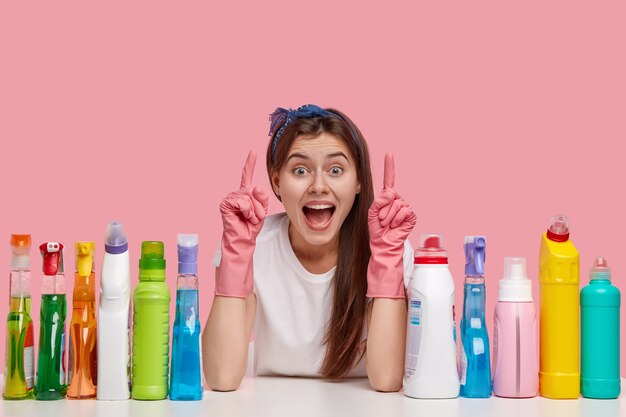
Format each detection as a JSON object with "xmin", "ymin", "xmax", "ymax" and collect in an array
[
  {"xmin": 215, "ymin": 151, "xmax": 269, "ymax": 298},
  {"xmin": 367, "ymin": 153, "xmax": 417, "ymax": 299}
]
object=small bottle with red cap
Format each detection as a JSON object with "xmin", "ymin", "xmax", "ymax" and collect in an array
[{"xmin": 404, "ymin": 234, "xmax": 460, "ymax": 399}]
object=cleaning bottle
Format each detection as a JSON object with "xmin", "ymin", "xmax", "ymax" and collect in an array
[
  {"xmin": 538, "ymin": 214, "xmax": 580, "ymax": 398},
  {"xmin": 35, "ymin": 242, "xmax": 67, "ymax": 400},
  {"xmin": 169, "ymin": 234, "xmax": 202, "ymax": 400},
  {"xmin": 492, "ymin": 257, "xmax": 538, "ymax": 398},
  {"xmin": 3, "ymin": 234, "xmax": 35, "ymax": 399},
  {"xmin": 404, "ymin": 234, "xmax": 459, "ymax": 399},
  {"xmin": 67, "ymin": 242, "xmax": 97, "ymax": 399},
  {"xmin": 97, "ymin": 221, "xmax": 131, "ymax": 400},
  {"xmin": 459, "ymin": 236, "xmax": 491, "ymax": 398},
  {"xmin": 132, "ymin": 241, "xmax": 170, "ymax": 400},
  {"xmin": 580, "ymin": 257, "xmax": 621, "ymax": 399}
]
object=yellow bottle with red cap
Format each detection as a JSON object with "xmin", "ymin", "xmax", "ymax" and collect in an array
[{"xmin": 539, "ymin": 215, "xmax": 580, "ymax": 399}]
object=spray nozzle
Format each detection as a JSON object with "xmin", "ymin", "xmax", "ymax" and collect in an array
[
  {"xmin": 76, "ymin": 241, "xmax": 95, "ymax": 277},
  {"xmin": 464, "ymin": 236, "xmax": 486, "ymax": 276},
  {"xmin": 590, "ymin": 257, "xmax": 611, "ymax": 281},
  {"xmin": 547, "ymin": 214, "xmax": 570, "ymax": 242},
  {"xmin": 40, "ymin": 242, "xmax": 64, "ymax": 276},
  {"xmin": 499, "ymin": 257, "xmax": 532, "ymax": 301}
]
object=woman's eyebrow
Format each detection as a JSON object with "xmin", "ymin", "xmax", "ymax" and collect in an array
[
  {"xmin": 286, "ymin": 152, "xmax": 310, "ymax": 162},
  {"xmin": 327, "ymin": 152, "xmax": 349, "ymax": 162}
]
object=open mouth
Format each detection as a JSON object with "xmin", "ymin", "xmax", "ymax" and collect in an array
[{"xmin": 302, "ymin": 204, "xmax": 336, "ymax": 230}]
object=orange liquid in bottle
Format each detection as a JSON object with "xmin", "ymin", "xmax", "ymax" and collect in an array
[{"xmin": 66, "ymin": 272, "xmax": 97, "ymax": 399}]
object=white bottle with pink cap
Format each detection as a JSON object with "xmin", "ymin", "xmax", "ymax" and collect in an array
[
  {"xmin": 492, "ymin": 257, "xmax": 538, "ymax": 398},
  {"xmin": 404, "ymin": 234, "xmax": 459, "ymax": 399}
]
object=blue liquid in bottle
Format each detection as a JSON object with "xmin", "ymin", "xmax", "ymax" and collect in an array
[
  {"xmin": 459, "ymin": 236, "xmax": 491, "ymax": 398},
  {"xmin": 169, "ymin": 234, "xmax": 202, "ymax": 400}
]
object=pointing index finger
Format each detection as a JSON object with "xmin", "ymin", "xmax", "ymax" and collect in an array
[
  {"xmin": 240, "ymin": 151, "xmax": 257, "ymax": 189},
  {"xmin": 383, "ymin": 152, "xmax": 395, "ymax": 190}
]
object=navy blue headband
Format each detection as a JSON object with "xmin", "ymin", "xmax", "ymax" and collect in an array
[{"xmin": 268, "ymin": 104, "xmax": 359, "ymax": 162}]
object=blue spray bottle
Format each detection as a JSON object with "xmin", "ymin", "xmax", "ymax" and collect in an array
[
  {"xmin": 459, "ymin": 236, "xmax": 492, "ymax": 398},
  {"xmin": 169, "ymin": 234, "xmax": 202, "ymax": 400}
]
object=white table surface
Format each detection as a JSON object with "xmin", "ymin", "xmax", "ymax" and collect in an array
[{"xmin": 2, "ymin": 342, "xmax": 624, "ymax": 417}]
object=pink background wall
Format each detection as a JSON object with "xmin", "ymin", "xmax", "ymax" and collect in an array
[{"xmin": 1, "ymin": 2, "xmax": 625, "ymax": 376}]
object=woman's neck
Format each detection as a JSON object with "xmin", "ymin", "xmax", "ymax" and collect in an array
[{"xmin": 288, "ymin": 222, "xmax": 339, "ymax": 274}]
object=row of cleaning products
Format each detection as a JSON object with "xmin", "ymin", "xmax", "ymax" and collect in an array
[
  {"xmin": 403, "ymin": 215, "xmax": 621, "ymax": 400},
  {"xmin": 2, "ymin": 222, "xmax": 203, "ymax": 401}
]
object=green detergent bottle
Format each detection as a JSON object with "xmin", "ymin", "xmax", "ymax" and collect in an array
[
  {"xmin": 580, "ymin": 257, "xmax": 621, "ymax": 399},
  {"xmin": 132, "ymin": 241, "xmax": 170, "ymax": 400}
]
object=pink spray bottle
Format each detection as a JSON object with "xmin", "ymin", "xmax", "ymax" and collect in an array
[{"xmin": 492, "ymin": 257, "xmax": 538, "ymax": 398}]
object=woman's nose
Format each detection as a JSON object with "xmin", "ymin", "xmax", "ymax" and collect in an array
[{"xmin": 308, "ymin": 171, "xmax": 329, "ymax": 194}]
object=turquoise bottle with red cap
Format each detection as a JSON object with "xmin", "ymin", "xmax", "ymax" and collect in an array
[
  {"xmin": 35, "ymin": 242, "xmax": 67, "ymax": 400},
  {"xmin": 132, "ymin": 241, "xmax": 170, "ymax": 400},
  {"xmin": 581, "ymin": 257, "xmax": 621, "ymax": 399}
]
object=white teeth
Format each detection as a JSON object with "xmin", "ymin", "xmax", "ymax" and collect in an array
[{"xmin": 305, "ymin": 204, "xmax": 334, "ymax": 210}]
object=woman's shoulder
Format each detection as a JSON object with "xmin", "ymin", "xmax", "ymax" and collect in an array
[{"xmin": 257, "ymin": 212, "xmax": 289, "ymax": 242}]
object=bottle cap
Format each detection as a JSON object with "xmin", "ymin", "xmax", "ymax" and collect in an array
[
  {"xmin": 177, "ymin": 234, "xmax": 198, "ymax": 275},
  {"xmin": 105, "ymin": 221, "xmax": 128, "ymax": 254},
  {"xmin": 139, "ymin": 241, "xmax": 166, "ymax": 270},
  {"xmin": 10, "ymin": 234, "xmax": 31, "ymax": 269},
  {"xmin": 414, "ymin": 234, "xmax": 448, "ymax": 264},
  {"xmin": 546, "ymin": 214, "xmax": 570, "ymax": 242},
  {"xmin": 590, "ymin": 257, "xmax": 611, "ymax": 281},
  {"xmin": 498, "ymin": 257, "xmax": 532, "ymax": 302}
]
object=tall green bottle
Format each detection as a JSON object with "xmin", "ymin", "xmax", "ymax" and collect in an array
[
  {"xmin": 580, "ymin": 257, "xmax": 621, "ymax": 399},
  {"xmin": 35, "ymin": 242, "xmax": 67, "ymax": 400},
  {"xmin": 132, "ymin": 241, "xmax": 170, "ymax": 400}
]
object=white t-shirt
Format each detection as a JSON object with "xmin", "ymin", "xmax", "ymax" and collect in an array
[{"xmin": 213, "ymin": 212, "xmax": 414, "ymax": 377}]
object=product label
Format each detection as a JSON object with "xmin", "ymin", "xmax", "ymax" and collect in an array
[
  {"xmin": 405, "ymin": 297, "xmax": 423, "ymax": 379},
  {"xmin": 24, "ymin": 323, "xmax": 34, "ymax": 389}
]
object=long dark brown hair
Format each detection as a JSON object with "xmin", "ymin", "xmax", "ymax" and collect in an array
[{"xmin": 266, "ymin": 108, "xmax": 374, "ymax": 378}]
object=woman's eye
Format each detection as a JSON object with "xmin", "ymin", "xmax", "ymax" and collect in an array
[
  {"xmin": 294, "ymin": 167, "xmax": 307, "ymax": 176},
  {"xmin": 330, "ymin": 166, "xmax": 343, "ymax": 175}
]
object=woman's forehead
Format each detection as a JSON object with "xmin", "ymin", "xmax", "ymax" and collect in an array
[{"xmin": 288, "ymin": 132, "xmax": 353, "ymax": 159}]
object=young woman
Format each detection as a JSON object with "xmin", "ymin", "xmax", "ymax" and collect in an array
[{"xmin": 202, "ymin": 105, "xmax": 416, "ymax": 392}]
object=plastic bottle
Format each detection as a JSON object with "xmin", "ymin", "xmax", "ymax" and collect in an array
[
  {"xmin": 132, "ymin": 241, "xmax": 170, "ymax": 400},
  {"xmin": 67, "ymin": 242, "xmax": 97, "ymax": 399},
  {"xmin": 3, "ymin": 234, "xmax": 35, "ymax": 399},
  {"xmin": 580, "ymin": 257, "xmax": 621, "ymax": 399},
  {"xmin": 538, "ymin": 214, "xmax": 580, "ymax": 399},
  {"xmin": 404, "ymin": 234, "xmax": 459, "ymax": 399},
  {"xmin": 97, "ymin": 221, "xmax": 131, "ymax": 400},
  {"xmin": 492, "ymin": 257, "xmax": 538, "ymax": 398},
  {"xmin": 169, "ymin": 234, "xmax": 202, "ymax": 400},
  {"xmin": 35, "ymin": 242, "xmax": 67, "ymax": 400},
  {"xmin": 459, "ymin": 236, "xmax": 491, "ymax": 398}
]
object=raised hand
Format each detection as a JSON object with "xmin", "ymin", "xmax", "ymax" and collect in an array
[
  {"xmin": 216, "ymin": 151, "xmax": 269, "ymax": 298},
  {"xmin": 366, "ymin": 153, "xmax": 417, "ymax": 299}
]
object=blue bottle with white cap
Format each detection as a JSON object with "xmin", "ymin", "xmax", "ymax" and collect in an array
[
  {"xmin": 459, "ymin": 236, "xmax": 492, "ymax": 398},
  {"xmin": 169, "ymin": 234, "xmax": 202, "ymax": 400}
]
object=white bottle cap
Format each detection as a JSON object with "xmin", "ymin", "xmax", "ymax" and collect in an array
[{"xmin": 498, "ymin": 257, "xmax": 532, "ymax": 302}]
